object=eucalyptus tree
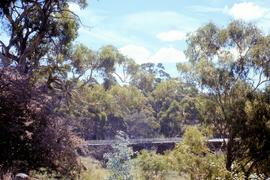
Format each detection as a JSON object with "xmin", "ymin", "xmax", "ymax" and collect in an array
[
  {"xmin": 130, "ymin": 63, "xmax": 171, "ymax": 94},
  {"xmin": 0, "ymin": 0, "xmax": 87, "ymax": 84},
  {"xmin": 178, "ymin": 21, "xmax": 270, "ymax": 175},
  {"xmin": 152, "ymin": 79, "xmax": 199, "ymax": 137},
  {"xmin": 70, "ymin": 44, "xmax": 140, "ymax": 88}
]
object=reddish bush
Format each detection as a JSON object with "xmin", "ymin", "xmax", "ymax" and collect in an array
[{"xmin": 0, "ymin": 68, "xmax": 79, "ymax": 177}]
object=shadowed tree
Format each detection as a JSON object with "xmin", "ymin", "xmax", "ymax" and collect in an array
[{"xmin": 0, "ymin": 0, "xmax": 87, "ymax": 177}]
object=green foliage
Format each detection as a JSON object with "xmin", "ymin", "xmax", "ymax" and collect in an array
[
  {"xmin": 0, "ymin": 0, "xmax": 86, "ymax": 76},
  {"xmin": 79, "ymin": 157, "xmax": 109, "ymax": 180},
  {"xmin": 71, "ymin": 44, "xmax": 96, "ymax": 75},
  {"xmin": 135, "ymin": 127, "xmax": 231, "ymax": 180},
  {"xmin": 135, "ymin": 151, "xmax": 171, "ymax": 180},
  {"xmin": 170, "ymin": 127, "xmax": 231, "ymax": 179},
  {"xmin": 233, "ymin": 91, "xmax": 270, "ymax": 177},
  {"xmin": 108, "ymin": 85, "xmax": 145, "ymax": 117},
  {"xmin": 125, "ymin": 110, "xmax": 160, "ymax": 138},
  {"xmin": 130, "ymin": 63, "xmax": 171, "ymax": 94},
  {"xmin": 2, "ymin": 3, "xmax": 269, "ymax": 177},
  {"xmin": 152, "ymin": 80, "xmax": 199, "ymax": 137},
  {"xmin": 179, "ymin": 20, "xmax": 270, "ymax": 176}
]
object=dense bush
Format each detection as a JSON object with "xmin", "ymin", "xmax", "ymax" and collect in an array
[
  {"xmin": 0, "ymin": 68, "xmax": 79, "ymax": 177},
  {"xmin": 135, "ymin": 150, "xmax": 171, "ymax": 180},
  {"xmin": 170, "ymin": 127, "xmax": 231, "ymax": 179}
]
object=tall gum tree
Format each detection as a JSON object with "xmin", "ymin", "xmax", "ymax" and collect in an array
[
  {"xmin": 178, "ymin": 21, "xmax": 270, "ymax": 176},
  {"xmin": 0, "ymin": 0, "xmax": 87, "ymax": 77}
]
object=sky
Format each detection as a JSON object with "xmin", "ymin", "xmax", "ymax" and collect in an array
[
  {"xmin": 69, "ymin": 0, "xmax": 270, "ymax": 76},
  {"xmin": 2, "ymin": 1, "xmax": 270, "ymax": 77}
]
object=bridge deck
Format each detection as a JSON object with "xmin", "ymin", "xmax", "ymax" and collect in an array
[{"xmin": 86, "ymin": 138, "xmax": 228, "ymax": 146}]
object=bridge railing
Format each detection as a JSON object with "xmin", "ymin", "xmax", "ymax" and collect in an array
[{"xmin": 86, "ymin": 138, "xmax": 228, "ymax": 146}]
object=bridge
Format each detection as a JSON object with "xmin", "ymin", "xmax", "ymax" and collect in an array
[{"xmin": 86, "ymin": 138, "xmax": 228, "ymax": 146}]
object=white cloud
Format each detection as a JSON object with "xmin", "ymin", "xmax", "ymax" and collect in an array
[
  {"xmin": 150, "ymin": 47, "xmax": 186, "ymax": 63},
  {"xmin": 119, "ymin": 45, "xmax": 151, "ymax": 64},
  {"xmin": 124, "ymin": 11, "xmax": 199, "ymax": 33},
  {"xmin": 68, "ymin": 3, "xmax": 108, "ymax": 26},
  {"xmin": 68, "ymin": 3, "xmax": 81, "ymax": 13},
  {"xmin": 156, "ymin": 30, "xmax": 186, "ymax": 42},
  {"xmin": 119, "ymin": 45, "xmax": 186, "ymax": 64},
  {"xmin": 78, "ymin": 27, "xmax": 138, "ymax": 46},
  {"xmin": 228, "ymin": 2, "xmax": 267, "ymax": 21},
  {"xmin": 188, "ymin": 5, "xmax": 224, "ymax": 13}
]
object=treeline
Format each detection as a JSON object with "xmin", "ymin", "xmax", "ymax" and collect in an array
[
  {"xmin": 0, "ymin": 0, "xmax": 269, "ymax": 179},
  {"xmin": 68, "ymin": 62, "xmax": 199, "ymax": 140}
]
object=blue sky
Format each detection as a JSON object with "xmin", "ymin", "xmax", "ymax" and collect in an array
[
  {"xmin": 69, "ymin": 0, "xmax": 270, "ymax": 76},
  {"xmin": 1, "ymin": 0, "xmax": 268, "ymax": 77}
]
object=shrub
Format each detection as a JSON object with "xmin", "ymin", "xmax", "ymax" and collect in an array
[
  {"xmin": 135, "ymin": 150, "xmax": 171, "ymax": 180},
  {"xmin": 104, "ymin": 131, "xmax": 134, "ymax": 180},
  {"xmin": 0, "ymin": 68, "xmax": 79, "ymax": 177},
  {"xmin": 170, "ymin": 127, "xmax": 231, "ymax": 179},
  {"xmin": 79, "ymin": 157, "xmax": 109, "ymax": 180}
]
